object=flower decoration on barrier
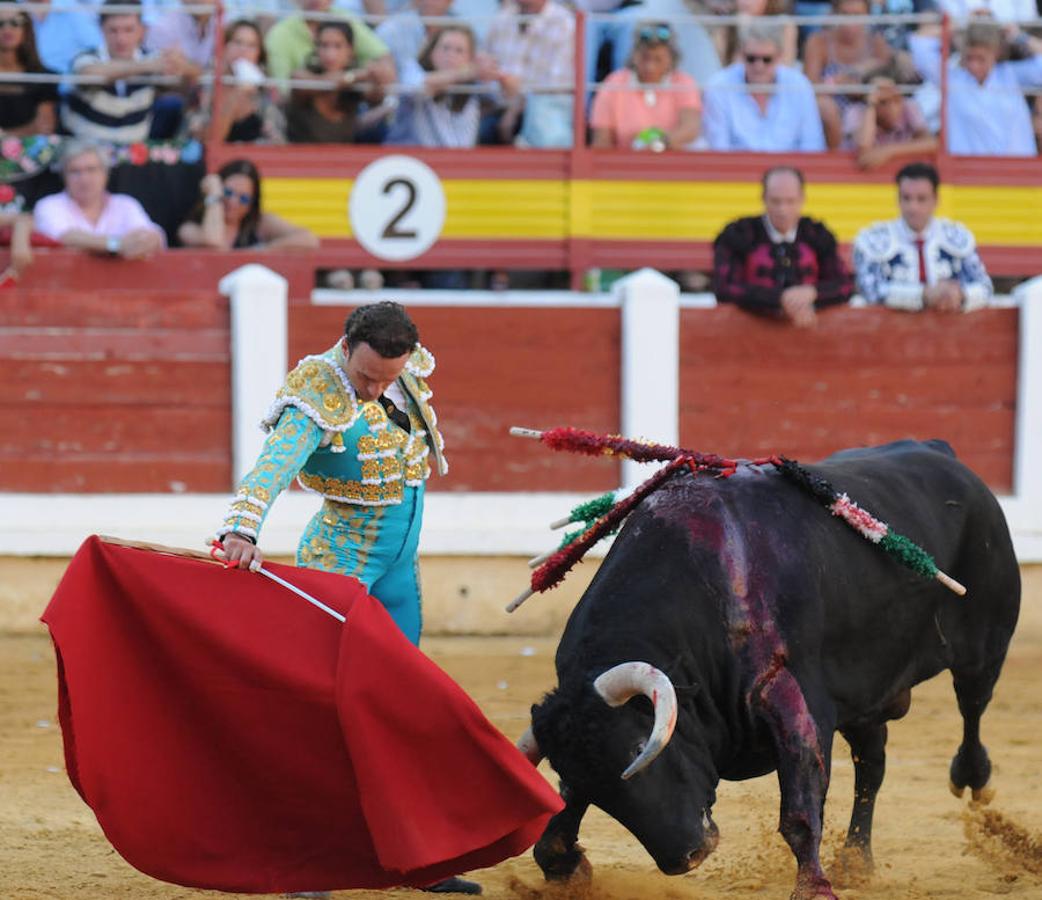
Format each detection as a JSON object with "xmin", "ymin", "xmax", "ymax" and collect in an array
[
  {"xmin": 508, "ymin": 426, "xmax": 966, "ymax": 612},
  {"xmin": 0, "ymin": 136, "xmax": 204, "ymax": 184}
]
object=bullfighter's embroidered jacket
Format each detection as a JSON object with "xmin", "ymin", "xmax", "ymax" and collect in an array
[
  {"xmin": 217, "ymin": 342, "xmax": 446, "ymax": 542},
  {"xmin": 852, "ymin": 216, "xmax": 992, "ymax": 312}
]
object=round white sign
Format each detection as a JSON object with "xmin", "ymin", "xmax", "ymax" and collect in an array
[{"xmin": 348, "ymin": 155, "xmax": 446, "ymax": 262}]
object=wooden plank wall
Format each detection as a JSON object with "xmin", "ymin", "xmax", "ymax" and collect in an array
[
  {"xmin": 0, "ymin": 252, "xmax": 1018, "ymax": 495},
  {"xmin": 680, "ymin": 306, "xmax": 1017, "ymax": 492},
  {"xmin": 0, "ymin": 287, "xmax": 231, "ymax": 492}
]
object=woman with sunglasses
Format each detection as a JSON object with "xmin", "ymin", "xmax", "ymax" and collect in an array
[
  {"xmin": 0, "ymin": 7, "xmax": 57, "ymax": 136},
  {"xmin": 590, "ymin": 22, "xmax": 701, "ymax": 150},
  {"xmin": 178, "ymin": 159, "xmax": 319, "ymax": 251}
]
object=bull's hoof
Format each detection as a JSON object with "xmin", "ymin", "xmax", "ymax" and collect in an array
[
  {"xmin": 534, "ymin": 838, "xmax": 591, "ymax": 883},
  {"xmin": 971, "ymin": 781, "xmax": 996, "ymax": 805},
  {"xmin": 949, "ymin": 779, "xmax": 996, "ymax": 804},
  {"xmin": 790, "ymin": 872, "xmax": 838, "ymax": 900},
  {"xmin": 544, "ymin": 852, "xmax": 592, "ymax": 884}
]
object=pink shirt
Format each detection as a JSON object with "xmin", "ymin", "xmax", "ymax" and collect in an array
[
  {"xmin": 590, "ymin": 68, "xmax": 702, "ymax": 149},
  {"xmin": 33, "ymin": 192, "xmax": 166, "ymax": 244}
]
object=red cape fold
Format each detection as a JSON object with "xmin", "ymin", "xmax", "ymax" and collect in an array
[{"xmin": 41, "ymin": 536, "xmax": 562, "ymax": 893}]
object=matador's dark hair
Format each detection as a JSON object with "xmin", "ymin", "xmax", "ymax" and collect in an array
[{"xmin": 343, "ymin": 302, "xmax": 418, "ymax": 358}]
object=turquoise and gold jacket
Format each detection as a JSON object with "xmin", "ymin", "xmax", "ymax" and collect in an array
[{"xmin": 216, "ymin": 342, "xmax": 446, "ymax": 541}]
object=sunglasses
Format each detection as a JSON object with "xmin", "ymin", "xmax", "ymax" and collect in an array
[
  {"xmin": 744, "ymin": 53, "xmax": 776, "ymax": 65},
  {"xmin": 0, "ymin": 18, "xmax": 25, "ymax": 28},
  {"xmin": 223, "ymin": 186, "xmax": 252, "ymax": 206},
  {"xmin": 637, "ymin": 24, "xmax": 672, "ymax": 43}
]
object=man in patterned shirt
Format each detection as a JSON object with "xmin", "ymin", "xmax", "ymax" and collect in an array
[
  {"xmin": 712, "ymin": 166, "xmax": 854, "ymax": 328},
  {"xmin": 483, "ymin": 0, "xmax": 575, "ymax": 146},
  {"xmin": 853, "ymin": 162, "xmax": 992, "ymax": 313}
]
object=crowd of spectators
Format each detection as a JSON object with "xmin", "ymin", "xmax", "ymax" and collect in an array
[
  {"xmin": 0, "ymin": 0, "xmax": 1039, "ymax": 290},
  {"xmin": 0, "ymin": 0, "xmax": 1039, "ymax": 156}
]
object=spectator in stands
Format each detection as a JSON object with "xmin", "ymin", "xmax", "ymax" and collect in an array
[
  {"xmin": 33, "ymin": 139, "xmax": 165, "ymax": 258},
  {"xmin": 910, "ymin": 19, "xmax": 1042, "ymax": 156},
  {"xmin": 265, "ymin": 0, "xmax": 394, "ymax": 86},
  {"xmin": 935, "ymin": 0, "xmax": 1036, "ymax": 22},
  {"xmin": 61, "ymin": 0, "xmax": 197, "ymax": 143},
  {"xmin": 853, "ymin": 161, "xmax": 992, "ymax": 313},
  {"xmin": 847, "ymin": 76, "xmax": 937, "ymax": 167},
  {"xmin": 27, "ymin": 0, "xmax": 103, "ymax": 75},
  {"xmin": 178, "ymin": 159, "xmax": 319, "ymax": 250},
  {"xmin": 188, "ymin": 19, "xmax": 286, "ymax": 143},
  {"xmin": 0, "ymin": 7, "xmax": 58, "ymax": 135},
  {"xmin": 147, "ymin": 0, "xmax": 215, "ymax": 70},
  {"xmin": 703, "ymin": 23, "xmax": 826, "ymax": 151},
  {"xmin": 484, "ymin": 0, "xmax": 575, "ymax": 147},
  {"xmin": 285, "ymin": 21, "xmax": 382, "ymax": 142},
  {"xmin": 711, "ymin": 0, "xmax": 797, "ymax": 68},
  {"xmin": 712, "ymin": 166, "xmax": 853, "ymax": 328},
  {"xmin": 377, "ymin": 0, "xmax": 455, "ymax": 88},
  {"xmin": 386, "ymin": 25, "xmax": 517, "ymax": 147},
  {"xmin": 589, "ymin": 22, "xmax": 702, "ymax": 150},
  {"xmin": 616, "ymin": 0, "xmax": 721, "ymax": 87},
  {"xmin": 803, "ymin": 0, "xmax": 896, "ymax": 149}
]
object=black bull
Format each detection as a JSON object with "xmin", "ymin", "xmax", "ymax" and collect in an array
[{"xmin": 524, "ymin": 440, "xmax": 1020, "ymax": 900}]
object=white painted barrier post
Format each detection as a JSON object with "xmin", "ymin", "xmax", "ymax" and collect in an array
[
  {"xmin": 1004, "ymin": 275, "xmax": 1042, "ymax": 558},
  {"xmin": 219, "ymin": 265, "xmax": 288, "ymax": 485},
  {"xmin": 615, "ymin": 268, "xmax": 681, "ymax": 489}
]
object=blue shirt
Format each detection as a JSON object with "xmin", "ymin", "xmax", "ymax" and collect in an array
[
  {"xmin": 28, "ymin": 2, "xmax": 104, "ymax": 74},
  {"xmin": 703, "ymin": 63, "xmax": 826, "ymax": 152},
  {"xmin": 910, "ymin": 35, "xmax": 1042, "ymax": 157}
]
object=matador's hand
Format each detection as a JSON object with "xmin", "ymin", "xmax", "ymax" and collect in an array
[{"xmin": 220, "ymin": 533, "xmax": 265, "ymax": 571}]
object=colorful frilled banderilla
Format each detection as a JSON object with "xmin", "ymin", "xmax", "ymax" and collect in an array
[{"xmin": 507, "ymin": 427, "xmax": 967, "ymax": 612}]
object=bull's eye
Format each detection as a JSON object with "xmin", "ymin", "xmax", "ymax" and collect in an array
[{"xmin": 631, "ymin": 740, "xmax": 647, "ymax": 763}]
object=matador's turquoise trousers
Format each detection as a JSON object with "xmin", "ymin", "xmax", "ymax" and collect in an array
[{"xmin": 297, "ymin": 485, "xmax": 425, "ymax": 645}]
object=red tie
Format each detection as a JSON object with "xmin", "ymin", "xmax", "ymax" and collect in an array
[{"xmin": 914, "ymin": 237, "xmax": 927, "ymax": 284}]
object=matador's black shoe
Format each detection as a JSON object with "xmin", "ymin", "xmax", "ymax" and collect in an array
[{"xmin": 421, "ymin": 875, "xmax": 483, "ymax": 894}]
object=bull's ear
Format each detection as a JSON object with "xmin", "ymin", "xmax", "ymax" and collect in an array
[{"xmin": 673, "ymin": 682, "xmax": 701, "ymax": 699}]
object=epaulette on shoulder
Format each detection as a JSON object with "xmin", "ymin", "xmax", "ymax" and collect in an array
[
  {"xmin": 405, "ymin": 343, "xmax": 436, "ymax": 378},
  {"xmin": 934, "ymin": 218, "xmax": 977, "ymax": 256},
  {"xmin": 260, "ymin": 355, "xmax": 359, "ymax": 433},
  {"xmin": 853, "ymin": 221, "xmax": 899, "ymax": 262}
]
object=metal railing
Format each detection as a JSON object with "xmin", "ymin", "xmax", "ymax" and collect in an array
[{"xmin": 2, "ymin": 5, "xmax": 1041, "ymax": 155}]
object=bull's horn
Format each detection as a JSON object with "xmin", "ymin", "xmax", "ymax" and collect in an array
[
  {"xmin": 517, "ymin": 726, "xmax": 544, "ymax": 765},
  {"xmin": 593, "ymin": 662, "xmax": 678, "ymax": 781}
]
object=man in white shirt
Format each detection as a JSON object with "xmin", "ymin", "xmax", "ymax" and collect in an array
[
  {"xmin": 853, "ymin": 161, "xmax": 992, "ymax": 313},
  {"xmin": 910, "ymin": 18, "xmax": 1042, "ymax": 156},
  {"xmin": 33, "ymin": 140, "xmax": 166, "ymax": 259}
]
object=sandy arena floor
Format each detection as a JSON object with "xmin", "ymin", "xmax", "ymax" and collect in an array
[{"xmin": 1, "ymin": 565, "xmax": 1040, "ymax": 900}]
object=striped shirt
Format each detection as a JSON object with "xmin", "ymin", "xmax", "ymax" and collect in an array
[
  {"xmin": 62, "ymin": 46, "xmax": 157, "ymax": 144},
  {"xmin": 387, "ymin": 94, "xmax": 483, "ymax": 148}
]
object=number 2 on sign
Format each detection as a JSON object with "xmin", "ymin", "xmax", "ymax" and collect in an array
[
  {"xmin": 381, "ymin": 178, "xmax": 418, "ymax": 240},
  {"xmin": 348, "ymin": 155, "xmax": 445, "ymax": 261}
]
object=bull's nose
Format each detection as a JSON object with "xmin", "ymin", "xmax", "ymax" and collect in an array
[{"xmin": 658, "ymin": 834, "xmax": 720, "ymax": 876}]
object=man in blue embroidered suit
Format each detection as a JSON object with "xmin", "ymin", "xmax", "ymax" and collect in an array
[
  {"xmin": 853, "ymin": 161, "xmax": 992, "ymax": 314},
  {"xmin": 217, "ymin": 301, "xmax": 446, "ymax": 648}
]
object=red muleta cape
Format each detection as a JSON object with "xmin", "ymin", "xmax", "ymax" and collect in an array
[{"xmin": 41, "ymin": 536, "xmax": 562, "ymax": 893}]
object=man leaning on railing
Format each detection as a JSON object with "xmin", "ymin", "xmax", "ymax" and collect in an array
[{"xmin": 61, "ymin": 0, "xmax": 199, "ymax": 143}]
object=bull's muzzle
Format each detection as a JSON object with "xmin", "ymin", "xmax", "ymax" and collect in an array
[{"xmin": 658, "ymin": 811, "xmax": 720, "ymax": 875}]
